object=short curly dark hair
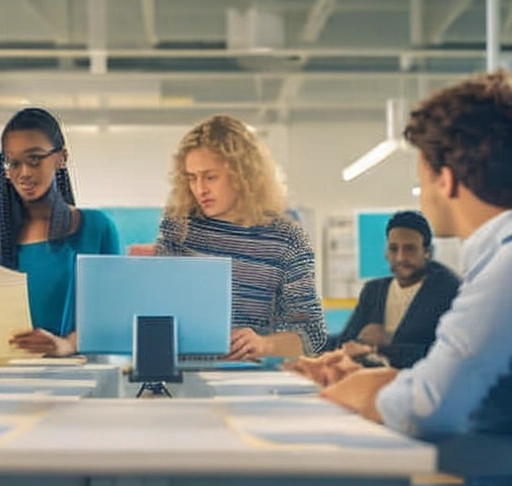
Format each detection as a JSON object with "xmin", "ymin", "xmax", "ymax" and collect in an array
[
  {"xmin": 404, "ymin": 70, "xmax": 512, "ymax": 208},
  {"xmin": 386, "ymin": 210, "xmax": 432, "ymax": 249}
]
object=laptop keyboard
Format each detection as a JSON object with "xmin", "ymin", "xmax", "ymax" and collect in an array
[
  {"xmin": 177, "ymin": 355, "xmax": 261, "ymax": 371},
  {"xmin": 178, "ymin": 354, "xmax": 225, "ymax": 363}
]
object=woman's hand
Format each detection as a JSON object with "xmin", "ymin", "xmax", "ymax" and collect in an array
[
  {"xmin": 10, "ymin": 329, "xmax": 76, "ymax": 357},
  {"xmin": 225, "ymin": 328, "xmax": 270, "ymax": 361}
]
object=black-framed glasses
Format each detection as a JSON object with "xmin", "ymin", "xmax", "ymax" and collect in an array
[{"xmin": 2, "ymin": 147, "xmax": 62, "ymax": 172}]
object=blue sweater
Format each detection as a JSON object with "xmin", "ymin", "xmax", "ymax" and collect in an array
[
  {"xmin": 18, "ymin": 209, "xmax": 119, "ymax": 336},
  {"xmin": 155, "ymin": 216, "xmax": 328, "ymax": 354}
]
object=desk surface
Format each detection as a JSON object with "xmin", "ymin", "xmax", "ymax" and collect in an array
[
  {"xmin": 0, "ymin": 359, "xmax": 508, "ymax": 485},
  {"xmin": 0, "ymin": 363, "xmax": 122, "ymax": 398},
  {"xmin": 0, "ymin": 363, "xmax": 440, "ymax": 486},
  {"xmin": 0, "ymin": 367, "xmax": 436, "ymax": 482},
  {"xmin": 0, "ymin": 395, "xmax": 435, "ymax": 478}
]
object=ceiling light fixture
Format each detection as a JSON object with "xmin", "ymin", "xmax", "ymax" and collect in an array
[{"xmin": 342, "ymin": 98, "xmax": 409, "ymax": 181}]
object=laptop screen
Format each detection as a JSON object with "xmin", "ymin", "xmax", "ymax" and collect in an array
[{"xmin": 76, "ymin": 255, "xmax": 231, "ymax": 356}]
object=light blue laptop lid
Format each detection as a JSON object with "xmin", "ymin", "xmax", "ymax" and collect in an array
[{"xmin": 76, "ymin": 255, "xmax": 232, "ymax": 355}]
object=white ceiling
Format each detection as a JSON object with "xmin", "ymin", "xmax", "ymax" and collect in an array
[{"xmin": 0, "ymin": 0, "xmax": 508, "ymax": 124}]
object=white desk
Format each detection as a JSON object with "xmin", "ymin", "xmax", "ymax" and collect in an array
[
  {"xmin": 121, "ymin": 368, "xmax": 320, "ymax": 398},
  {"xmin": 0, "ymin": 377, "xmax": 96, "ymax": 397},
  {"xmin": 0, "ymin": 369, "xmax": 436, "ymax": 486},
  {"xmin": 0, "ymin": 364, "xmax": 122, "ymax": 398}
]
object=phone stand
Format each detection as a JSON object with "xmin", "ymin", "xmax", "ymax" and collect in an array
[{"xmin": 129, "ymin": 315, "xmax": 183, "ymax": 398}]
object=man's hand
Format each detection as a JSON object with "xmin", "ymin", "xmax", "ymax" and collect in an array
[
  {"xmin": 284, "ymin": 349, "xmax": 363, "ymax": 386},
  {"xmin": 321, "ymin": 352, "xmax": 364, "ymax": 386},
  {"xmin": 320, "ymin": 366, "xmax": 399, "ymax": 422},
  {"xmin": 10, "ymin": 329, "xmax": 76, "ymax": 357},
  {"xmin": 341, "ymin": 340, "xmax": 374, "ymax": 357},
  {"xmin": 357, "ymin": 323, "xmax": 391, "ymax": 347},
  {"xmin": 283, "ymin": 354, "xmax": 326, "ymax": 384}
]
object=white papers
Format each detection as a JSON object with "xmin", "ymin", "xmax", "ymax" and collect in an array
[
  {"xmin": 0, "ymin": 265, "xmax": 34, "ymax": 360},
  {"xmin": 198, "ymin": 370, "xmax": 319, "ymax": 397},
  {"xmin": 7, "ymin": 357, "xmax": 87, "ymax": 366}
]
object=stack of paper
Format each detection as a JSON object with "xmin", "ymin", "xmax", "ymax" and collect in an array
[{"xmin": 0, "ymin": 265, "xmax": 34, "ymax": 360}]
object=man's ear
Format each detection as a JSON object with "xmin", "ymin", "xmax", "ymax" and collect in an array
[{"xmin": 439, "ymin": 165, "xmax": 458, "ymax": 199}]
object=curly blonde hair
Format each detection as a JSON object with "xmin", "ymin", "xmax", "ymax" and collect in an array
[{"xmin": 164, "ymin": 114, "xmax": 288, "ymax": 226}]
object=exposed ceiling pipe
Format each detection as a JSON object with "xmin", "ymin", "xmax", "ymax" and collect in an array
[{"xmin": 88, "ymin": 0, "xmax": 107, "ymax": 75}]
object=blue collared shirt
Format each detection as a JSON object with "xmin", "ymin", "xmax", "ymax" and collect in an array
[{"xmin": 377, "ymin": 210, "xmax": 512, "ymax": 438}]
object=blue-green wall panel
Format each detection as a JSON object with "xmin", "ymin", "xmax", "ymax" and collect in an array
[
  {"xmin": 99, "ymin": 207, "xmax": 162, "ymax": 254},
  {"xmin": 100, "ymin": 207, "xmax": 395, "ymax": 279},
  {"xmin": 357, "ymin": 212, "xmax": 393, "ymax": 279}
]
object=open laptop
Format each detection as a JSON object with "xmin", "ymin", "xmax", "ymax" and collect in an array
[{"xmin": 76, "ymin": 255, "xmax": 234, "ymax": 368}]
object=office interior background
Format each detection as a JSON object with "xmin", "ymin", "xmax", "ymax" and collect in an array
[{"xmin": 0, "ymin": 0, "xmax": 506, "ymax": 296}]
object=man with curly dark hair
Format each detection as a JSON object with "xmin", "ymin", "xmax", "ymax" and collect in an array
[{"xmin": 320, "ymin": 70, "xmax": 512, "ymax": 463}]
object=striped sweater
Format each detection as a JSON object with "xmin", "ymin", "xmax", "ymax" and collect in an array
[{"xmin": 155, "ymin": 216, "xmax": 327, "ymax": 355}]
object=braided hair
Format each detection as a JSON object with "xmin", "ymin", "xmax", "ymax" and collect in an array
[{"xmin": 0, "ymin": 108, "xmax": 75, "ymax": 269}]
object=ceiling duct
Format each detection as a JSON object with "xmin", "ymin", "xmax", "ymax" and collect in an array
[
  {"xmin": 226, "ymin": 6, "xmax": 284, "ymax": 50},
  {"xmin": 226, "ymin": 6, "xmax": 293, "ymax": 72}
]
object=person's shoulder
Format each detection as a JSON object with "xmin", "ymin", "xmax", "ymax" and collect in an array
[
  {"xmin": 269, "ymin": 215, "xmax": 307, "ymax": 238},
  {"xmin": 263, "ymin": 216, "xmax": 313, "ymax": 249},
  {"xmin": 79, "ymin": 208, "xmax": 114, "ymax": 229},
  {"xmin": 159, "ymin": 215, "xmax": 180, "ymax": 227},
  {"xmin": 75, "ymin": 209, "xmax": 119, "ymax": 253},
  {"xmin": 362, "ymin": 276, "xmax": 392, "ymax": 292},
  {"xmin": 159, "ymin": 215, "xmax": 188, "ymax": 233},
  {"xmin": 427, "ymin": 260, "xmax": 461, "ymax": 284}
]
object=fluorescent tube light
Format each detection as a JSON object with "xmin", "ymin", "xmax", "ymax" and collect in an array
[
  {"xmin": 342, "ymin": 98, "xmax": 408, "ymax": 182},
  {"xmin": 342, "ymin": 139, "xmax": 400, "ymax": 181}
]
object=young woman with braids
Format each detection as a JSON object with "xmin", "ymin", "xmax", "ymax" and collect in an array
[{"xmin": 0, "ymin": 108, "xmax": 119, "ymax": 357}]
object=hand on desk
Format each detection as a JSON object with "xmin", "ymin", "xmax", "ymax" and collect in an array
[
  {"xmin": 226, "ymin": 328, "xmax": 304, "ymax": 361},
  {"xmin": 225, "ymin": 328, "xmax": 270, "ymax": 361},
  {"xmin": 320, "ymin": 366, "xmax": 399, "ymax": 423},
  {"xmin": 284, "ymin": 349, "xmax": 363, "ymax": 387},
  {"xmin": 10, "ymin": 329, "xmax": 77, "ymax": 357}
]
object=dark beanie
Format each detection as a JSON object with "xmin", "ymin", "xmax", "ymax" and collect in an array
[{"xmin": 386, "ymin": 211, "xmax": 432, "ymax": 248}]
